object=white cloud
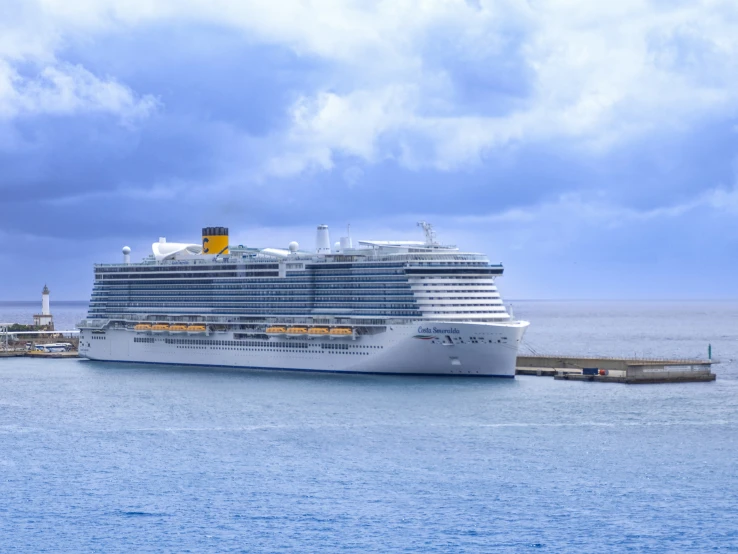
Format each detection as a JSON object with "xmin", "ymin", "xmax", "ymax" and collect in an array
[
  {"xmin": 703, "ymin": 184, "xmax": 738, "ymax": 215},
  {"xmin": 5, "ymin": 0, "xmax": 738, "ymax": 172},
  {"xmin": 0, "ymin": 62, "xmax": 157, "ymax": 122},
  {"xmin": 252, "ymin": 0, "xmax": 738, "ymax": 175},
  {"xmin": 266, "ymin": 86, "xmax": 414, "ymax": 175},
  {"xmin": 0, "ymin": 3, "xmax": 157, "ymax": 124}
]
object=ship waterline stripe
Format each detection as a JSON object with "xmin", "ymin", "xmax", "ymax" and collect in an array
[{"xmin": 79, "ymin": 359, "xmax": 515, "ymax": 378}]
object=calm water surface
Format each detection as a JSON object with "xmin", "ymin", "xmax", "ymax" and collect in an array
[{"xmin": 1, "ymin": 301, "xmax": 737, "ymax": 552}]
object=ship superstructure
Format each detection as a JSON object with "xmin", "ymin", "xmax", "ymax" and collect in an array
[{"xmin": 78, "ymin": 224, "xmax": 529, "ymax": 376}]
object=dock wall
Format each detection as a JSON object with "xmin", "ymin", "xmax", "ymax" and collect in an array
[{"xmin": 517, "ymin": 355, "xmax": 716, "ymax": 384}]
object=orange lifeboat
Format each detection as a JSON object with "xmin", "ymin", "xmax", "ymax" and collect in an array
[{"xmin": 308, "ymin": 327, "xmax": 330, "ymax": 337}]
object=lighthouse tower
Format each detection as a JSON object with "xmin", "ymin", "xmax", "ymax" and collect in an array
[{"xmin": 33, "ymin": 285, "xmax": 54, "ymax": 329}]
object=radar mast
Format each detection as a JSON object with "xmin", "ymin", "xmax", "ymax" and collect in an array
[{"xmin": 417, "ymin": 221, "xmax": 437, "ymax": 246}]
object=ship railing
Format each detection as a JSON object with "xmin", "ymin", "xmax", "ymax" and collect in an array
[
  {"xmin": 77, "ymin": 319, "xmax": 109, "ymax": 329},
  {"xmin": 87, "ymin": 314, "xmax": 449, "ymax": 328}
]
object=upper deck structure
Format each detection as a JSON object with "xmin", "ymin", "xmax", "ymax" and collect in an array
[{"xmin": 84, "ymin": 223, "xmax": 510, "ymax": 327}]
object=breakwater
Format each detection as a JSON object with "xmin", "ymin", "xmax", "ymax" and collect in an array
[{"xmin": 516, "ymin": 355, "xmax": 716, "ymax": 383}]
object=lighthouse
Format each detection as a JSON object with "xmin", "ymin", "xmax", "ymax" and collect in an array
[{"xmin": 33, "ymin": 285, "xmax": 54, "ymax": 329}]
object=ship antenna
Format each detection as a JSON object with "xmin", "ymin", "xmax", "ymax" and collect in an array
[{"xmin": 417, "ymin": 221, "xmax": 437, "ymax": 245}]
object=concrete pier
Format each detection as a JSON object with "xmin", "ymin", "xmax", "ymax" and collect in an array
[
  {"xmin": 1, "ymin": 350, "xmax": 79, "ymax": 358},
  {"xmin": 25, "ymin": 351, "xmax": 80, "ymax": 359},
  {"xmin": 0, "ymin": 351, "xmax": 27, "ymax": 358},
  {"xmin": 517, "ymin": 355, "xmax": 716, "ymax": 384}
]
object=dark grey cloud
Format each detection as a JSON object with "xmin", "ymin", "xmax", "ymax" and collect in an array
[{"xmin": 0, "ymin": 10, "xmax": 736, "ymax": 300}]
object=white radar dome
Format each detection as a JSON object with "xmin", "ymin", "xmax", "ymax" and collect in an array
[
  {"xmin": 122, "ymin": 246, "xmax": 131, "ymax": 254},
  {"xmin": 288, "ymin": 241, "xmax": 299, "ymax": 252}
]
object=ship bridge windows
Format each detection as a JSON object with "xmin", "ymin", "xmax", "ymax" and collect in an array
[
  {"xmin": 96, "ymin": 264, "xmax": 279, "ymax": 273},
  {"xmin": 99, "ymin": 271, "xmax": 280, "ymax": 280}
]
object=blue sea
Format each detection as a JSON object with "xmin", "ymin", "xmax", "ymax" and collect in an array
[{"xmin": 1, "ymin": 301, "xmax": 737, "ymax": 552}]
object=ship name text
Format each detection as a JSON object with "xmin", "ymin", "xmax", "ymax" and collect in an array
[{"xmin": 417, "ymin": 326, "xmax": 460, "ymax": 335}]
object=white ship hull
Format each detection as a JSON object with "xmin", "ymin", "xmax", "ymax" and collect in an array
[{"xmin": 79, "ymin": 321, "xmax": 528, "ymax": 377}]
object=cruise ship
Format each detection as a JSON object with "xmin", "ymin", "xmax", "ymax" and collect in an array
[{"xmin": 78, "ymin": 223, "xmax": 529, "ymax": 376}]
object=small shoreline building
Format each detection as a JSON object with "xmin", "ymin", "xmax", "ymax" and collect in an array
[{"xmin": 33, "ymin": 285, "xmax": 54, "ymax": 330}]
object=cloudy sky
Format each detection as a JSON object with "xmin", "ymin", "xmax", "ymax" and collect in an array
[{"xmin": 1, "ymin": 0, "xmax": 737, "ymax": 300}]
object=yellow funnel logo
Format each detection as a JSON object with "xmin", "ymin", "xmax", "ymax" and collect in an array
[{"xmin": 202, "ymin": 227, "xmax": 229, "ymax": 255}]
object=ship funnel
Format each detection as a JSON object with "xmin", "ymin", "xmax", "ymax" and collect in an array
[
  {"xmin": 202, "ymin": 226, "xmax": 229, "ymax": 256},
  {"xmin": 316, "ymin": 224, "xmax": 331, "ymax": 254}
]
